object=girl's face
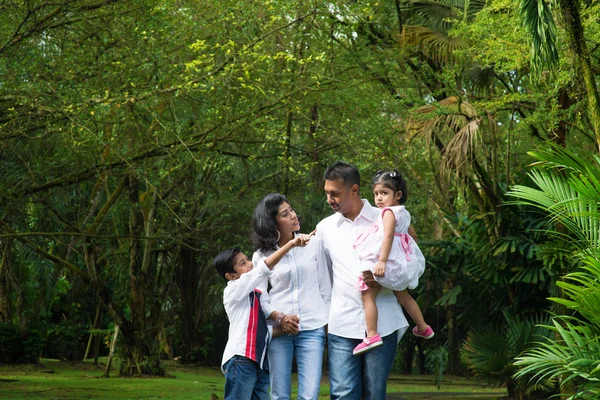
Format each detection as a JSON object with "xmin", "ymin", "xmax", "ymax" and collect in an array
[
  {"xmin": 276, "ymin": 202, "xmax": 300, "ymax": 234},
  {"xmin": 373, "ymin": 183, "xmax": 402, "ymax": 208}
]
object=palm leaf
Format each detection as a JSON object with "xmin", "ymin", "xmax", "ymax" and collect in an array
[
  {"xmin": 519, "ymin": 0, "xmax": 559, "ymax": 74},
  {"xmin": 401, "ymin": 25, "xmax": 468, "ymax": 64},
  {"xmin": 401, "ymin": 0, "xmax": 457, "ymax": 31}
]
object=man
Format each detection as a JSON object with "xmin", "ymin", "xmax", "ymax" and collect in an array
[{"xmin": 316, "ymin": 161, "xmax": 408, "ymax": 400}]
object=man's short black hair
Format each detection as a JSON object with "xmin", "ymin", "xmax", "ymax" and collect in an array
[
  {"xmin": 214, "ymin": 247, "xmax": 242, "ymax": 281},
  {"xmin": 323, "ymin": 161, "xmax": 360, "ymax": 187}
]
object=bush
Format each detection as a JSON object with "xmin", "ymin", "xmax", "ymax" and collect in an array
[
  {"xmin": 0, "ymin": 322, "xmax": 45, "ymax": 363},
  {"xmin": 44, "ymin": 319, "xmax": 88, "ymax": 362}
]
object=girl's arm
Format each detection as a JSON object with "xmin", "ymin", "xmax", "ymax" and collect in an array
[
  {"xmin": 408, "ymin": 224, "xmax": 418, "ymax": 243},
  {"xmin": 373, "ymin": 209, "xmax": 396, "ymax": 277}
]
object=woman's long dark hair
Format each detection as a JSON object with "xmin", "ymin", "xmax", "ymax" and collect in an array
[{"xmin": 251, "ymin": 193, "xmax": 288, "ymax": 253}]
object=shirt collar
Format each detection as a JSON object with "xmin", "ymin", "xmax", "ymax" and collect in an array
[{"xmin": 336, "ymin": 199, "xmax": 375, "ymax": 226}]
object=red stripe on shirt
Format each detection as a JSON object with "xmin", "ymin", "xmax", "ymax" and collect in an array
[{"xmin": 245, "ymin": 291, "xmax": 260, "ymax": 360}]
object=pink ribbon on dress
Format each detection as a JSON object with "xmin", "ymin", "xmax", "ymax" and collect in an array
[
  {"xmin": 395, "ymin": 233, "xmax": 412, "ymax": 262},
  {"xmin": 354, "ymin": 275, "xmax": 369, "ymax": 291},
  {"xmin": 353, "ymin": 224, "xmax": 379, "ymax": 250}
]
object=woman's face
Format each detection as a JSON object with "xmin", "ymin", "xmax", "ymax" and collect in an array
[{"xmin": 276, "ymin": 202, "xmax": 300, "ymax": 234}]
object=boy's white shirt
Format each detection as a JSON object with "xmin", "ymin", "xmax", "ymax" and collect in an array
[
  {"xmin": 253, "ymin": 234, "xmax": 332, "ymax": 332},
  {"xmin": 221, "ymin": 258, "xmax": 272, "ymax": 372},
  {"xmin": 316, "ymin": 199, "xmax": 408, "ymax": 341}
]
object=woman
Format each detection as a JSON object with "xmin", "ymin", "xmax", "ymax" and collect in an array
[{"xmin": 251, "ymin": 193, "xmax": 332, "ymax": 400}]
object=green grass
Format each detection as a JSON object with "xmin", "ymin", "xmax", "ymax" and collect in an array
[{"xmin": 0, "ymin": 359, "xmax": 506, "ymax": 399}]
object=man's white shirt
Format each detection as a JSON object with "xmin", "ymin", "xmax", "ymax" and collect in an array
[{"xmin": 316, "ymin": 200, "xmax": 408, "ymax": 340}]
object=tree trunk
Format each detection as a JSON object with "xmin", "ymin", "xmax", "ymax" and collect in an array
[
  {"xmin": 445, "ymin": 279, "xmax": 462, "ymax": 375},
  {"xmin": 0, "ymin": 241, "xmax": 12, "ymax": 322},
  {"xmin": 559, "ymin": 0, "xmax": 600, "ymax": 152},
  {"xmin": 84, "ymin": 303, "xmax": 101, "ymax": 360},
  {"xmin": 118, "ymin": 175, "xmax": 163, "ymax": 376},
  {"xmin": 105, "ymin": 325, "xmax": 119, "ymax": 378}
]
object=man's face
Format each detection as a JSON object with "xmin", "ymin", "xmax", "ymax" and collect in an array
[{"xmin": 324, "ymin": 178, "xmax": 356, "ymax": 215}]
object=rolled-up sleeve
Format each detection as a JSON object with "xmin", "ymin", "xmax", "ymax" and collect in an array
[{"xmin": 252, "ymin": 252, "xmax": 275, "ymax": 318}]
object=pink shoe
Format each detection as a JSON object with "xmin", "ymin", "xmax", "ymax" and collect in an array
[
  {"xmin": 353, "ymin": 334, "xmax": 383, "ymax": 355},
  {"xmin": 412, "ymin": 325, "xmax": 434, "ymax": 339}
]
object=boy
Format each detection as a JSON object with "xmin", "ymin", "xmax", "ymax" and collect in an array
[{"xmin": 214, "ymin": 234, "xmax": 312, "ymax": 400}]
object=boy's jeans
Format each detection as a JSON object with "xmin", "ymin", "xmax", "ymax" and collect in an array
[
  {"xmin": 223, "ymin": 355, "xmax": 269, "ymax": 400},
  {"xmin": 268, "ymin": 326, "xmax": 326, "ymax": 400},
  {"xmin": 328, "ymin": 330, "xmax": 399, "ymax": 400}
]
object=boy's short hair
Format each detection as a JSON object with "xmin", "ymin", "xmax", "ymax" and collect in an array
[{"xmin": 214, "ymin": 247, "xmax": 242, "ymax": 281}]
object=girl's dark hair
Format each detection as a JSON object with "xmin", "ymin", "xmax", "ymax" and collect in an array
[
  {"xmin": 213, "ymin": 247, "xmax": 241, "ymax": 281},
  {"xmin": 372, "ymin": 169, "xmax": 408, "ymax": 204},
  {"xmin": 251, "ymin": 193, "xmax": 289, "ymax": 253}
]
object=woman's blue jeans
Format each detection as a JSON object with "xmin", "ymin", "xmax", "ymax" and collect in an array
[
  {"xmin": 223, "ymin": 355, "xmax": 270, "ymax": 400},
  {"xmin": 268, "ymin": 326, "xmax": 326, "ymax": 400},
  {"xmin": 328, "ymin": 330, "xmax": 399, "ymax": 400}
]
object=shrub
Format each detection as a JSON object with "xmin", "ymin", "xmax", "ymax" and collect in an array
[{"xmin": 0, "ymin": 322, "xmax": 45, "ymax": 363}]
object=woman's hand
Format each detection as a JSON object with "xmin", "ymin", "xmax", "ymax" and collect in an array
[
  {"xmin": 373, "ymin": 260, "xmax": 386, "ymax": 277},
  {"xmin": 281, "ymin": 314, "xmax": 300, "ymax": 335}
]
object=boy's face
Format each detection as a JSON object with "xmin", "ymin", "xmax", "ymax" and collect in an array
[{"xmin": 225, "ymin": 252, "xmax": 253, "ymax": 281}]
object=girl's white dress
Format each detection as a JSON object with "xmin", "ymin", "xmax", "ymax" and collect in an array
[{"xmin": 353, "ymin": 205, "xmax": 425, "ymax": 291}]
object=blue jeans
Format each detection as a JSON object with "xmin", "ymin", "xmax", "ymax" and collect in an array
[
  {"xmin": 268, "ymin": 327, "xmax": 326, "ymax": 400},
  {"xmin": 223, "ymin": 355, "xmax": 270, "ymax": 400},
  {"xmin": 328, "ymin": 331, "xmax": 399, "ymax": 400}
]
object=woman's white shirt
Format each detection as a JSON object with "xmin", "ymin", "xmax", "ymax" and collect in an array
[{"xmin": 253, "ymin": 234, "xmax": 332, "ymax": 331}]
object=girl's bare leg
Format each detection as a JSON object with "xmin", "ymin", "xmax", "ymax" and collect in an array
[
  {"xmin": 362, "ymin": 286, "xmax": 382, "ymax": 338},
  {"xmin": 395, "ymin": 290, "xmax": 428, "ymax": 331}
]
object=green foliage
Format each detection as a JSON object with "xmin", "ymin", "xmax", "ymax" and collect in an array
[
  {"xmin": 462, "ymin": 311, "xmax": 556, "ymax": 398},
  {"xmin": 509, "ymin": 146, "xmax": 600, "ymax": 398},
  {"xmin": 426, "ymin": 345, "xmax": 449, "ymax": 389},
  {"xmin": 1, "ymin": 0, "xmax": 600, "ymax": 377},
  {"xmin": 45, "ymin": 320, "xmax": 88, "ymax": 362},
  {"xmin": 0, "ymin": 322, "xmax": 45, "ymax": 364},
  {"xmin": 520, "ymin": 0, "xmax": 559, "ymax": 74}
]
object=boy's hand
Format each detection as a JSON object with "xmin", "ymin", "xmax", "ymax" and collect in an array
[{"xmin": 373, "ymin": 260, "xmax": 386, "ymax": 277}]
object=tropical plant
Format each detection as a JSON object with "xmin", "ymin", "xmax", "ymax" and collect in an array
[
  {"xmin": 509, "ymin": 145, "xmax": 600, "ymax": 399},
  {"xmin": 462, "ymin": 311, "xmax": 556, "ymax": 399}
]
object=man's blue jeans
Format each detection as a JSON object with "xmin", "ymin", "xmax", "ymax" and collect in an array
[
  {"xmin": 328, "ymin": 331, "xmax": 399, "ymax": 400},
  {"xmin": 268, "ymin": 327, "xmax": 326, "ymax": 400},
  {"xmin": 223, "ymin": 355, "xmax": 270, "ymax": 400}
]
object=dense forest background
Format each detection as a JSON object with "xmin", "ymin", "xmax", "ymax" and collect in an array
[{"xmin": 1, "ymin": 0, "xmax": 599, "ymax": 396}]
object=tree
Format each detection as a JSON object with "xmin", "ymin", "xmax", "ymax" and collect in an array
[{"xmin": 521, "ymin": 0, "xmax": 600, "ymax": 151}]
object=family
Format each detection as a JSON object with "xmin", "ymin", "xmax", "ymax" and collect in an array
[{"xmin": 213, "ymin": 161, "xmax": 434, "ymax": 400}]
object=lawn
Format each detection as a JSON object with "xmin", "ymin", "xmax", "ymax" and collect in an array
[{"xmin": 0, "ymin": 359, "xmax": 506, "ymax": 399}]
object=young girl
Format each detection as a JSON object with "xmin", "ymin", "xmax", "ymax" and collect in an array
[{"xmin": 352, "ymin": 169, "xmax": 434, "ymax": 355}]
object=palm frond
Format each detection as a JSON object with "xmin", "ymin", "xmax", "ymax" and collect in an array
[
  {"xmin": 401, "ymin": 25, "xmax": 468, "ymax": 64},
  {"xmin": 515, "ymin": 319, "xmax": 600, "ymax": 396},
  {"xmin": 401, "ymin": 0, "xmax": 457, "ymax": 31},
  {"xmin": 463, "ymin": 312, "xmax": 554, "ymax": 394},
  {"xmin": 519, "ymin": 0, "xmax": 559, "ymax": 74}
]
